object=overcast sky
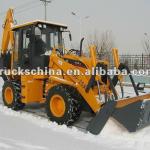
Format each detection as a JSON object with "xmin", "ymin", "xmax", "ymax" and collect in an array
[{"xmin": 0, "ymin": 0, "xmax": 150, "ymax": 54}]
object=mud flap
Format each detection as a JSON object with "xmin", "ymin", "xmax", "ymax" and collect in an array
[
  {"xmin": 86, "ymin": 101, "xmax": 117, "ymax": 135},
  {"xmin": 113, "ymin": 100, "xmax": 150, "ymax": 132}
]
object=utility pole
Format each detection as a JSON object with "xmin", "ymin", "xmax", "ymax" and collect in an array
[{"xmin": 40, "ymin": 0, "xmax": 51, "ymax": 21}]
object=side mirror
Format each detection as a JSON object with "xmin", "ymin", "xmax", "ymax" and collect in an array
[
  {"xmin": 26, "ymin": 30, "xmax": 32, "ymax": 38},
  {"xmin": 69, "ymin": 32, "xmax": 72, "ymax": 41}
]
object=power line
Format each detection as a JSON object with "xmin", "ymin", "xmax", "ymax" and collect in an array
[
  {"xmin": 14, "ymin": 0, "xmax": 38, "ymax": 10},
  {"xmin": 40, "ymin": 0, "xmax": 52, "ymax": 21},
  {"xmin": 0, "ymin": 0, "xmax": 38, "ymax": 16},
  {"xmin": 0, "ymin": 1, "xmax": 41, "ymax": 27},
  {"xmin": 15, "ymin": 3, "xmax": 41, "ymax": 15}
]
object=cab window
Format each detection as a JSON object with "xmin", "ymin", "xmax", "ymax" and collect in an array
[{"xmin": 23, "ymin": 29, "xmax": 30, "ymax": 49}]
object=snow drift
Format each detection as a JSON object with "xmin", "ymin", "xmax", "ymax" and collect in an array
[{"xmin": 0, "ymin": 78, "xmax": 150, "ymax": 150}]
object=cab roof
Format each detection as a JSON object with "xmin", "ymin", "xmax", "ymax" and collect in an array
[{"xmin": 12, "ymin": 20, "xmax": 68, "ymax": 30}]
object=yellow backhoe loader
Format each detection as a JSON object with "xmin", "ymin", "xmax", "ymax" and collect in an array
[{"xmin": 1, "ymin": 8, "xmax": 150, "ymax": 135}]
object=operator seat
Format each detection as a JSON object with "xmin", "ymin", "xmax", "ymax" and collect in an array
[{"xmin": 31, "ymin": 27, "xmax": 50, "ymax": 69}]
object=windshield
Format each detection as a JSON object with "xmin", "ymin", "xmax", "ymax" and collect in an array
[{"xmin": 36, "ymin": 24, "xmax": 63, "ymax": 54}]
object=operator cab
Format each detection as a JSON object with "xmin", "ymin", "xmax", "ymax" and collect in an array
[{"xmin": 12, "ymin": 20, "xmax": 68, "ymax": 69}]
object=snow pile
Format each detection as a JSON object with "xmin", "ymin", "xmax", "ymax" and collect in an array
[
  {"xmin": 1, "ymin": 104, "xmax": 150, "ymax": 150},
  {"xmin": 0, "ymin": 77, "xmax": 150, "ymax": 150},
  {"xmin": 0, "ymin": 105, "xmax": 82, "ymax": 136}
]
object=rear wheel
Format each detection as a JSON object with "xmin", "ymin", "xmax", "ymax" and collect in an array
[
  {"xmin": 2, "ymin": 81, "xmax": 25, "ymax": 110},
  {"xmin": 46, "ymin": 85, "xmax": 81, "ymax": 125}
]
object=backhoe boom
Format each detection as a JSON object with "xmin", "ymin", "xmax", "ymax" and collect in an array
[{"xmin": 1, "ymin": 8, "xmax": 14, "ymax": 54}]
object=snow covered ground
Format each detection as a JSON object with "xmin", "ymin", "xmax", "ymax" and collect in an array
[{"xmin": 0, "ymin": 78, "xmax": 150, "ymax": 150}]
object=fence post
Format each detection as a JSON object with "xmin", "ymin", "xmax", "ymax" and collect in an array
[{"xmin": 142, "ymin": 53, "xmax": 144, "ymax": 69}]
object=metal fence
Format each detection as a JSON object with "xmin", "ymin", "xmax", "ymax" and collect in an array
[
  {"xmin": 108, "ymin": 54, "xmax": 150, "ymax": 70},
  {"xmin": 119, "ymin": 54, "xmax": 150, "ymax": 70},
  {"xmin": 0, "ymin": 52, "xmax": 150, "ymax": 71}
]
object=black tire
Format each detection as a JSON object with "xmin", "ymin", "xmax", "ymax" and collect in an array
[
  {"xmin": 2, "ymin": 81, "xmax": 25, "ymax": 110},
  {"xmin": 46, "ymin": 85, "xmax": 82, "ymax": 125}
]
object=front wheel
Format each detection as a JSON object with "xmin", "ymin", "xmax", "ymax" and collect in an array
[
  {"xmin": 46, "ymin": 85, "xmax": 81, "ymax": 125},
  {"xmin": 2, "ymin": 81, "xmax": 25, "ymax": 110}
]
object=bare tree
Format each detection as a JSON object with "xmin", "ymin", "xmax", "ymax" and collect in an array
[
  {"xmin": 143, "ymin": 33, "xmax": 150, "ymax": 54},
  {"xmin": 88, "ymin": 30, "xmax": 115, "ymax": 60}
]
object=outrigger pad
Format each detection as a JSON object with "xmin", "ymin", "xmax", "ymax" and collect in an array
[
  {"xmin": 86, "ymin": 101, "xmax": 117, "ymax": 135},
  {"xmin": 113, "ymin": 100, "xmax": 150, "ymax": 132}
]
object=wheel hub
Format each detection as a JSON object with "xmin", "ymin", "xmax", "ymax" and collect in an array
[
  {"xmin": 4, "ymin": 87, "xmax": 13, "ymax": 105},
  {"xmin": 50, "ymin": 95, "xmax": 66, "ymax": 117}
]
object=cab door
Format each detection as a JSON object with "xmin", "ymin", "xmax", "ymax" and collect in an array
[{"xmin": 18, "ymin": 27, "xmax": 34, "ymax": 69}]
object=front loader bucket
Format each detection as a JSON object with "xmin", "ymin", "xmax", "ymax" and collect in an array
[{"xmin": 113, "ymin": 100, "xmax": 150, "ymax": 132}]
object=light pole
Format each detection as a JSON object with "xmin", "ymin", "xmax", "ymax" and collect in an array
[
  {"xmin": 71, "ymin": 12, "xmax": 90, "ymax": 39},
  {"xmin": 40, "ymin": 0, "xmax": 52, "ymax": 21}
]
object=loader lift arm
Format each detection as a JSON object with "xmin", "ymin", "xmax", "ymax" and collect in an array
[{"xmin": 112, "ymin": 48, "xmax": 139, "ymax": 97}]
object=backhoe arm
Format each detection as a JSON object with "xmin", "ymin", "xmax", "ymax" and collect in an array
[{"xmin": 1, "ymin": 8, "xmax": 14, "ymax": 54}]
